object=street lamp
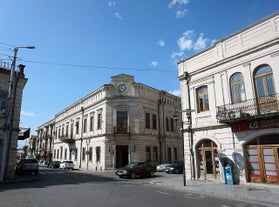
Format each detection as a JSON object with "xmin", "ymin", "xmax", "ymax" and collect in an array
[
  {"xmin": 0, "ymin": 46, "xmax": 35, "ymax": 182},
  {"xmin": 173, "ymin": 112, "xmax": 186, "ymax": 186}
]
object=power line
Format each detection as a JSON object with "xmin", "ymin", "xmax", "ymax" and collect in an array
[{"xmin": 22, "ymin": 60, "xmax": 176, "ymax": 72}]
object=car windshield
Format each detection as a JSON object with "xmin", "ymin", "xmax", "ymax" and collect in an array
[{"xmin": 126, "ymin": 162, "xmax": 140, "ymax": 168}]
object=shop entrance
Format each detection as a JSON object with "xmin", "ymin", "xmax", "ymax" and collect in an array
[
  {"xmin": 197, "ymin": 139, "xmax": 220, "ymax": 180},
  {"xmin": 115, "ymin": 145, "xmax": 128, "ymax": 168},
  {"xmin": 245, "ymin": 134, "xmax": 279, "ymax": 184}
]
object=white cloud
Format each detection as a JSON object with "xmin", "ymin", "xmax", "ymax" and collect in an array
[
  {"xmin": 158, "ymin": 39, "xmax": 165, "ymax": 47},
  {"xmin": 177, "ymin": 30, "xmax": 194, "ymax": 51},
  {"xmin": 168, "ymin": 0, "xmax": 189, "ymax": 8},
  {"xmin": 193, "ymin": 33, "xmax": 208, "ymax": 51},
  {"xmin": 21, "ymin": 111, "xmax": 35, "ymax": 117},
  {"xmin": 171, "ymin": 51, "xmax": 184, "ymax": 59},
  {"xmin": 176, "ymin": 9, "xmax": 187, "ymax": 19},
  {"xmin": 114, "ymin": 12, "xmax": 122, "ymax": 20},
  {"xmin": 150, "ymin": 61, "xmax": 158, "ymax": 66},
  {"xmin": 108, "ymin": 1, "xmax": 116, "ymax": 7},
  {"xmin": 168, "ymin": 89, "xmax": 181, "ymax": 97}
]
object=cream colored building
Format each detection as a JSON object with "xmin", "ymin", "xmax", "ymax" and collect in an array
[
  {"xmin": 0, "ymin": 64, "xmax": 28, "ymax": 181},
  {"xmin": 178, "ymin": 12, "xmax": 279, "ymax": 184},
  {"xmin": 37, "ymin": 74, "xmax": 182, "ymax": 170}
]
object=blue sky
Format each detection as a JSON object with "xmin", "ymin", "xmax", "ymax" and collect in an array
[{"xmin": 0, "ymin": 0, "xmax": 278, "ymax": 148}]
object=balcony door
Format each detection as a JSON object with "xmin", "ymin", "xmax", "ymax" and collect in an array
[
  {"xmin": 254, "ymin": 65, "xmax": 277, "ymax": 114},
  {"xmin": 116, "ymin": 111, "xmax": 128, "ymax": 133}
]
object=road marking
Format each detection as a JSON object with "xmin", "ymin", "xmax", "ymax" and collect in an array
[
  {"xmin": 157, "ymin": 191, "xmax": 169, "ymax": 195},
  {"xmin": 220, "ymin": 205, "xmax": 229, "ymax": 207}
]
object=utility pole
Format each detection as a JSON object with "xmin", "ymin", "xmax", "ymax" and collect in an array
[{"xmin": 0, "ymin": 46, "xmax": 35, "ymax": 182}]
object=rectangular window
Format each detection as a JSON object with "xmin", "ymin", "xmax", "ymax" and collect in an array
[
  {"xmin": 56, "ymin": 150, "xmax": 59, "ymax": 159},
  {"xmin": 146, "ymin": 147, "xmax": 151, "ymax": 162},
  {"xmin": 60, "ymin": 148, "xmax": 63, "ymax": 159},
  {"xmin": 64, "ymin": 149, "xmax": 67, "ymax": 160},
  {"xmin": 97, "ymin": 113, "xmax": 102, "ymax": 129},
  {"xmin": 90, "ymin": 114, "xmax": 94, "ymax": 131},
  {"xmin": 166, "ymin": 117, "xmax": 169, "ymax": 131},
  {"xmin": 70, "ymin": 123, "xmax": 74, "ymax": 138},
  {"xmin": 75, "ymin": 121, "xmax": 79, "ymax": 134},
  {"xmin": 74, "ymin": 149, "xmax": 78, "ymax": 160},
  {"xmin": 167, "ymin": 147, "xmax": 171, "ymax": 161},
  {"xmin": 96, "ymin": 147, "xmax": 101, "ymax": 162},
  {"xmin": 153, "ymin": 147, "xmax": 158, "ymax": 162},
  {"xmin": 82, "ymin": 147, "xmax": 86, "ymax": 161},
  {"xmin": 83, "ymin": 118, "xmax": 87, "ymax": 133},
  {"xmin": 69, "ymin": 149, "xmax": 72, "ymax": 160},
  {"xmin": 170, "ymin": 118, "xmax": 174, "ymax": 132},
  {"xmin": 89, "ymin": 147, "xmax": 93, "ymax": 161},
  {"xmin": 173, "ymin": 148, "xmax": 177, "ymax": 160},
  {"xmin": 152, "ymin": 114, "xmax": 157, "ymax": 129},
  {"xmin": 117, "ymin": 111, "xmax": 128, "ymax": 133},
  {"xmin": 145, "ymin": 113, "xmax": 150, "ymax": 128},
  {"xmin": 66, "ymin": 124, "xmax": 69, "ymax": 136}
]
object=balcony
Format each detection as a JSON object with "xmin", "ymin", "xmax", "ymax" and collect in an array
[
  {"xmin": 59, "ymin": 135, "xmax": 75, "ymax": 143},
  {"xmin": 216, "ymin": 94, "xmax": 279, "ymax": 123}
]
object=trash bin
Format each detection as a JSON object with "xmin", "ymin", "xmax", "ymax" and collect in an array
[{"xmin": 224, "ymin": 164, "xmax": 233, "ymax": 185}]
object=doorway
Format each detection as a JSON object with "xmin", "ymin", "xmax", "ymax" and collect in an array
[
  {"xmin": 245, "ymin": 134, "xmax": 279, "ymax": 184},
  {"xmin": 115, "ymin": 145, "xmax": 128, "ymax": 168},
  {"xmin": 197, "ymin": 139, "xmax": 219, "ymax": 180}
]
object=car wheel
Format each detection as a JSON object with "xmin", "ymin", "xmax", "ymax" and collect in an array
[
  {"xmin": 150, "ymin": 171, "xmax": 155, "ymax": 177},
  {"xmin": 130, "ymin": 173, "xmax": 136, "ymax": 179},
  {"xmin": 34, "ymin": 170, "xmax": 39, "ymax": 175}
]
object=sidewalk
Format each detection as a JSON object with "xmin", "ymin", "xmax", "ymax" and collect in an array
[{"xmin": 150, "ymin": 172, "xmax": 279, "ymax": 207}]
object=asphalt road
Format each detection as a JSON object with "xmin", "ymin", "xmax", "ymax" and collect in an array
[{"xmin": 0, "ymin": 168, "xmax": 267, "ymax": 207}]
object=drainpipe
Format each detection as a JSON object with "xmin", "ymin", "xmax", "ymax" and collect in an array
[
  {"xmin": 79, "ymin": 106, "xmax": 84, "ymax": 169},
  {"xmin": 185, "ymin": 72, "xmax": 196, "ymax": 180}
]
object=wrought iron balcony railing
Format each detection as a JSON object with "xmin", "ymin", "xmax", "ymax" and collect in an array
[
  {"xmin": 59, "ymin": 135, "xmax": 75, "ymax": 143},
  {"xmin": 216, "ymin": 94, "xmax": 279, "ymax": 122}
]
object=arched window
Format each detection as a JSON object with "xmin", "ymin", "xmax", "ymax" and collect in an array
[
  {"xmin": 254, "ymin": 65, "xmax": 275, "ymax": 97},
  {"xmin": 197, "ymin": 86, "xmax": 209, "ymax": 112},
  {"xmin": 230, "ymin": 73, "xmax": 246, "ymax": 103}
]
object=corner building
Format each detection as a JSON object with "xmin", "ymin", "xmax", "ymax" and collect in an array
[
  {"xmin": 178, "ymin": 12, "xmax": 279, "ymax": 184},
  {"xmin": 38, "ymin": 74, "xmax": 182, "ymax": 171}
]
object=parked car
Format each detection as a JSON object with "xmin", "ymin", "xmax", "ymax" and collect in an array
[
  {"xmin": 59, "ymin": 160, "xmax": 74, "ymax": 170},
  {"xmin": 48, "ymin": 160, "xmax": 61, "ymax": 168},
  {"xmin": 15, "ymin": 158, "xmax": 39, "ymax": 175},
  {"xmin": 115, "ymin": 162, "xmax": 156, "ymax": 178},
  {"xmin": 165, "ymin": 161, "xmax": 184, "ymax": 174},
  {"xmin": 156, "ymin": 163, "xmax": 172, "ymax": 172}
]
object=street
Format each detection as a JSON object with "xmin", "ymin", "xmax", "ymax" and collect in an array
[{"xmin": 0, "ymin": 168, "xmax": 268, "ymax": 207}]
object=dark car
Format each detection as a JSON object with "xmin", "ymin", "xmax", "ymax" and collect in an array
[
  {"xmin": 165, "ymin": 161, "xmax": 184, "ymax": 174},
  {"xmin": 48, "ymin": 160, "xmax": 61, "ymax": 168},
  {"xmin": 115, "ymin": 162, "xmax": 156, "ymax": 178},
  {"xmin": 15, "ymin": 158, "xmax": 39, "ymax": 175}
]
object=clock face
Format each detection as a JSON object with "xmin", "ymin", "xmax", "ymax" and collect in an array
[{"xmin": 118, "ymin": 84, "xmax": 127, "ymax": 93}]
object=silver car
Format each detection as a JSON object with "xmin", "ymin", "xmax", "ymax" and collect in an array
[{"xmin": 59, "ymin": 160, "xmax": 74, "ymax": 170}]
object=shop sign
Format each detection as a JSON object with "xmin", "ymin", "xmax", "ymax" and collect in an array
[{"xmin": 231, "ymin": 118, "xmax": 279, "ymax": 132}]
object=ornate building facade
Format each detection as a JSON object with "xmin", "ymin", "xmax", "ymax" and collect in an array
[
  {"xmin": 178, "ymin": 12, "xmax": 279, "ymax": 184},
  {"xmin": 36, "ymin": 74, "xmax": 182, "ymax": 170},
  {"xmin": 0, "ymin": 64, "xmax": 27, "ymax": 181}
]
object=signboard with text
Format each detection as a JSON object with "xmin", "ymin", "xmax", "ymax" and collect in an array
[{"xmin": 231, "ymin": 118, "xmax": 279, "ymax": 132}]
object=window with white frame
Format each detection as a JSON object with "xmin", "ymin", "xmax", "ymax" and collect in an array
[
  {"xmin": 197, "ymin": 86, "xmax": 209, "ymax": 112},
  {"xmin": 230, "ymin": 73, "xmax": 246, "ymax": 103}
]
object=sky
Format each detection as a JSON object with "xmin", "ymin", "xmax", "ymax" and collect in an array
[{"xmin": 0, "ymin": 0, "xmax": 279, "ymax": 148}]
